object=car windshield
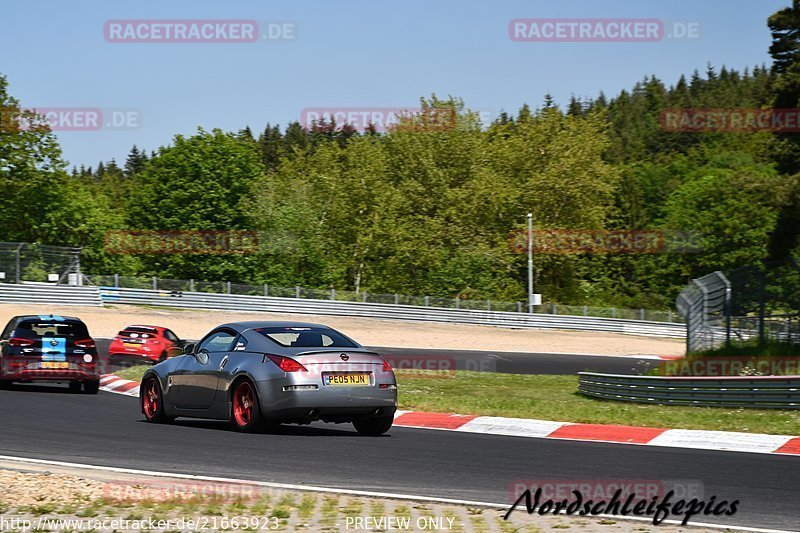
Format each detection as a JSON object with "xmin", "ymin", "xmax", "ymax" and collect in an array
[
  {"xmin": 254, "ymin": 326, "xmax": 357, "ymax": 348},
  {"xmin": 16, "ymin": 320, "xmax": 89, "ymax": 338}
]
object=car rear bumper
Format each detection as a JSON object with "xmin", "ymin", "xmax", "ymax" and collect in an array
[
  {"xmin": 109, "ymin": 352, "xmax": 160, "ymax": 363},
  {"xmin": 1, "ymin": 369, "xmax": 99, "ymax": 382},
  {"xmin": 254, "ymin": 377, "xmax": 397, "ymax": 422}
]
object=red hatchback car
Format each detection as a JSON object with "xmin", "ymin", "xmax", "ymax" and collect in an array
[{"xmin": 108, "ymin": 325, "xmax": 184, "ymax": 365}]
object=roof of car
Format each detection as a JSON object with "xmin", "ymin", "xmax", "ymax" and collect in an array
[
  {"xmin": 15, "ymin": 314, "xmax": 82, "ymax": 322},
  {"xmin": 221, "ymin": 321, "xmax": 331, "ymax": 330}
]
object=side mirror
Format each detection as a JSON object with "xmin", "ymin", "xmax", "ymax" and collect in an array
[
  {"xmin": 167, "ymin": 346, "xmax": 184, "ymax": 358},
  {"xmin": 183, "ymin": 343, "xmax": 195, "ymax": 355},
  {"xmin": 194, "ymin": 348, "xmax": 209, "ymax": 365}
]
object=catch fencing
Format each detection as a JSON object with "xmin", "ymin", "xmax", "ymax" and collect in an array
[
  {"xmin": 676, "ymin": 271, "xmax": 730, "ymax": 353},
  {"xmin": 676, "ymin": 259, "xmax": 800, "ymax": 353},
  {"xmin": 578, "ymin": 372, "xmax": 800, "ymax": 409},
  {"xmin": 0, "ymin": 242, "xmax": 82, "ymax": 284}
]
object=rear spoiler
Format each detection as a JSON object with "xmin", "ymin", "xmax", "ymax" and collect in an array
[{"xmin": 294, "ymin": 349, "xmax": 383, "ymax": 357}]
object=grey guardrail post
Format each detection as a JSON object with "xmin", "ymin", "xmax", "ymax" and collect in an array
[{"xmin": 578, "ymin": 372, "xmax": 800, "ymax": 409}]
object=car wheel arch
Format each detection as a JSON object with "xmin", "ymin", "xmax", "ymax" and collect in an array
[{"xmin": 227, "ymin": 373, "xmax": 257, "ymax": 403}]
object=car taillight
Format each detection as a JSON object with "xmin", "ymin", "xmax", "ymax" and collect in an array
[
  {"xmin": 266, "ymin": 355, "xmax": 308, "ymax": 372},
  {"xmin": 74, "ymin": 338, "xmax": 96, "ymax": 349},
  {"xmin": 8, "ymin": 337, "xmax": 34, "ymax": 347},
  {"xmin": 382, "ymin": 358, "xmax": 393, "ymax": 372}
]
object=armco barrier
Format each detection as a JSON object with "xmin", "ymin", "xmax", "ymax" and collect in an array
[
  {"xmin": 0, "ymin": 283, "xmax": 102, "ymax": 306},
  {"xmin": 98, "ymin": 287, "xmax": 685, "ymax": 338},
  {"xmin": 578, "ymin": 372, "xmax": 800, "ymax": 408}
]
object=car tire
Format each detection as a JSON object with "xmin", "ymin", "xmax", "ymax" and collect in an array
[
  {"xmin": 230, "ymin": 379, "xmax": 264, "ymax": 433},
  {"xmin": 69, "ymin": 381, "xmax": 82, "ymax": 392},
  {"xmin": 0, "ymin": 379, "xmax": 10, "ymax": 390},
  {"xmin": 353, "ymin": 414, "xmax": 394, "ymax": 436},
  {"xmin": 83, "ymin": 380, "xmax": 100, "ymax": 394},
  {"xmin": 141, "ymin": 375, "xmax": 173, "ymax": 423}
]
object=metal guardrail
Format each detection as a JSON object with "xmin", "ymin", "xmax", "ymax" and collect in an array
[
  {"xmin": 0, "ymin": 283, "xmax": 103, "ymax": 306},
  {"xmin": 579, "ymin": 372, "xmax": 800, "ymax": 408},
  {"xmin": 88, "ymin": 274, "xmax": 682, "ymax": 323},
  {"xmin": 98, "ymin": 287, "xmax": 686, "ymax": 338}
]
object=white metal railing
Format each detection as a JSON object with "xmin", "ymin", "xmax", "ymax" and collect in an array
[
  {"xmin": 98, "ymin": 286, "xmax": 685, "ymax": 338},
  {"xmin": 0, "ymin": 283, "xmax": 102, "ymax": 306}
]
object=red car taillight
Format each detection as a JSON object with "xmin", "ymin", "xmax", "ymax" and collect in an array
[
  {"xmin": 266, "ymin": 355, "xmax": 308, "ymax": 372},
  {"xmin": 9, "ymin": 337, "xmax": 34, "ymax": 347},
  {"xmin": 74, "ymin": 338, "xmax": 96, "ymax": 349},
  {"xmin": 382, "ymin": 358, "xmax": 393, "ymax": 372}
]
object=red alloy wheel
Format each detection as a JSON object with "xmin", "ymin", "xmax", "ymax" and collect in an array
[
  {"xmin": 143, "ymin": 378, "xmax": 159, "ymax": 420},
  {"xmin": 233, "ymin": 381, "xmax": 255, "ymax": 427}
]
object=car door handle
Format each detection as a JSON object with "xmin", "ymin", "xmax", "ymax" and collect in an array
[{"xmin": 219, "ymin": 355, "xmax": 229, "ymax": 370}]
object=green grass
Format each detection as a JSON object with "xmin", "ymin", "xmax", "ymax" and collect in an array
[
  {"xmin": 114, "ymin": 365, "xmax": 151, "ymax": 381},
  {"xmin": 694, "ymin": 340, "xmax": 800, "ymax": 358},
  {"xmin": 397, "ymin": 370, "xmax": 800, "ymax": 435},
  {"xmin": 113, "ymin": 365, "xmax": 800, "ymax": 435}
]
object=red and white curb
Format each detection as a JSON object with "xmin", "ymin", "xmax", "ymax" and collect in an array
[
  {"xmin": 101, "ymin": 374, "xmax": 799, "ymax": 456},
  {"xmin": 100, "ymin": 374, "xmax": 139, "ymax": 397},
  {"xmin": 391, "ymin": 411, "xmax": 800, "ymax": 456}
]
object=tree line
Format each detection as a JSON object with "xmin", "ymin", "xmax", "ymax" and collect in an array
[{"xmin": 2, "ymin": 3, "xmax": 800, "ymax": 309}]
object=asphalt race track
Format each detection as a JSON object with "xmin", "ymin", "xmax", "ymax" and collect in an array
[
  {"xmin": 0, "ymin": 385, "xmax": 797, "ymax": 531},
  {"xmin": 97, "ymin": 339, "xmax": 662, "ymax": 376}
]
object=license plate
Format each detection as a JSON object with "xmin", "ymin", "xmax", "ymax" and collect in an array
[
  {"xmin": 40, "ymin": 362, "xmax": 69, "ymax": 369},
  {"xmin": 324, "ymin": 373, "xmax": 370, "ymax": 387},
  {"xmin": 123, "ymin": 342, "xmax": 141, "ymax": 348}
]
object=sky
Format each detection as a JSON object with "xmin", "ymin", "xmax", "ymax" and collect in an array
[{"xmin": 0, "ymin": 0, "xmax": 791, "ymax": 168}]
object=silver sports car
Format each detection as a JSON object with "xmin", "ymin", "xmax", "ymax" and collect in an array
[{"xmin": 140, "ymin": 321, "xmax": 398, "ymax": 435}]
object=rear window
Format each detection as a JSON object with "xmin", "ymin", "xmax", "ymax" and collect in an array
[
  {"xmin": 118, "ymin": 327, "xmax": 157, "ymax": 338},
  {"xmin": 254, "ymin": 327, "xmax": 357, "ymax": 348},
  {"xmin": 16, "ymin": 320, "xmax": 89, "ymax": 338}
]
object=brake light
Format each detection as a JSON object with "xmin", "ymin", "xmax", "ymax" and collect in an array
[
  {"xmin": 74, "ymin": 338, "xmax": 96, "ymax": 349},
  {"xmin": 8, "ymin": 337, "xmax": 34, "ymax": 347},
  {"xmin": 382, "ymin": 358, "xmax": 393, "ymax": 372},
  {"xmin": 266, "ymin": 355, "xmax": 308, "ymax": 372}
]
